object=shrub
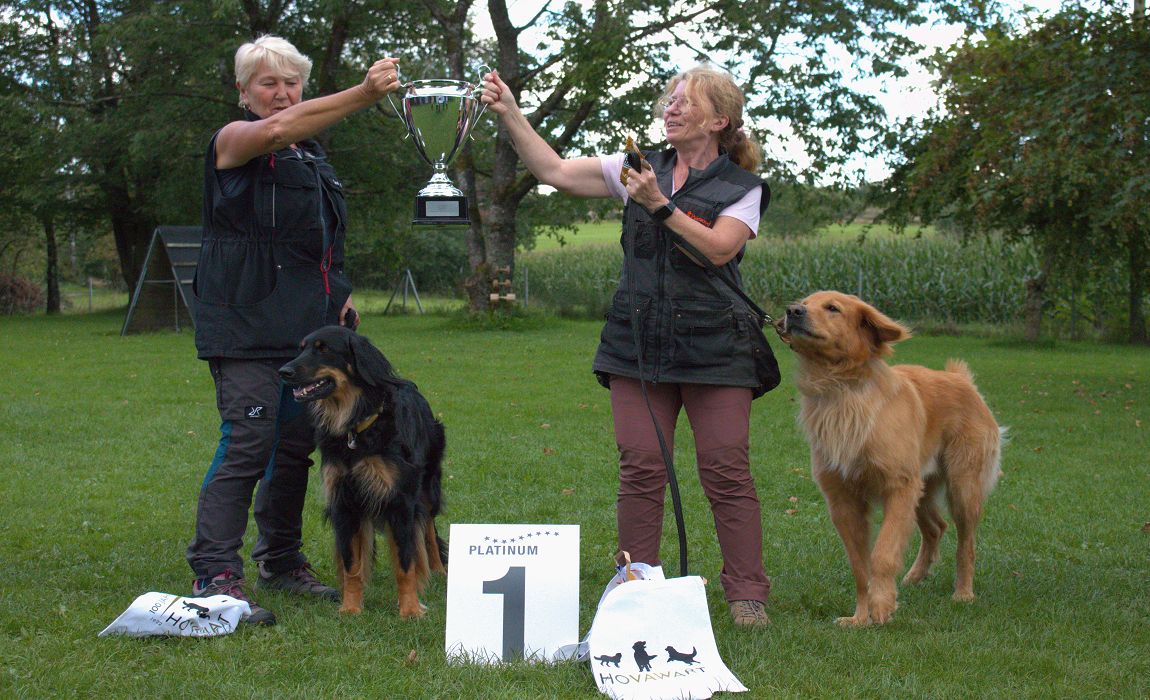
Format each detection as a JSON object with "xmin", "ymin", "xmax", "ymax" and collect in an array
[{"xmin": 0, "ymin": 273, "xmax": 45, "ymax": 315}]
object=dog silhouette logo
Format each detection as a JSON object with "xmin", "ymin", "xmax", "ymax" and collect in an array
[
  {"xmin": 594, "ymin": 651, "xmax": 622, "ymax": 667},
  {"xmin": 632, "ymin": 641, "xmax": 657, "ymax": 672},
  {"xmin": 665, "ymin": 645, "xmax": 699, "ymax": 665}
]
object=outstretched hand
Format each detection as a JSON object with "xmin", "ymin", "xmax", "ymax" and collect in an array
[
  {"xmin": 362, "ymin": 58, "xmax": 403, "ymax": 101},
  {"xmin": 480, "ymin": 70, "xmax": 517, "ymax": 115}
]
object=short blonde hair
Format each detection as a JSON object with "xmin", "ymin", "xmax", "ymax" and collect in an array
[
  {"xmin": 234, "ymin": 35, "xmax": 312, "ymax": 93},
  {"xmin": 659, "ymin": 65, "xmax": 762, "ymax": 173}
]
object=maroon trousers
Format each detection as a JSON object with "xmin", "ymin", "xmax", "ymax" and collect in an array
[{"xmin": 609, "ymin": 376, "xmax": 771, "ymax": 603}]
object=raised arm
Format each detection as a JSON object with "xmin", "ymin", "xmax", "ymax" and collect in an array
[
  {"xmin": 216, "ymin": 58, "xmax": 401, "ymax": 169},
  {"xmin": 480, "ymin": 70, "xmax": 610, "ymax": 198}
]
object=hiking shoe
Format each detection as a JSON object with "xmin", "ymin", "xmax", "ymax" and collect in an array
[
  {"xmin": 729, "ymin": 599, "xmax": 771, "ymax": 627},
  {"xmin": 257, "ymin": 562, "xmax": 341, "ymax": 603},
  {"xmin": 193, "ymin": 569, "xmax": 276, "ymax": 626}
]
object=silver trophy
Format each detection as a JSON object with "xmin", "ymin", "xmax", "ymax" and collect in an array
[{"xmin": 389, "ymin": 70, "xmax": 489, "ymax": 225}]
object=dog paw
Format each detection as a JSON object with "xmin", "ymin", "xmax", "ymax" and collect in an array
[
  {"xmin": 952, "ymin": 589, "xmax": 976, "ymax": 603},
  {"xmin": 834, "ymin": 614, "xmax": 871, "ymax": 627},
  {"xmin": 338, "ymin": 605, "xmax": 364, "ymax": 615},
  {"xmin": 901, "ymin": 568, "xmax": 928, "ymax": 586},
  {"xmin": 868, "ymin": 595, "xmax": 898, "ymax": 624},
  {"xmin": 398, "ymin": 602, "xmax": 428, "ymax": 619}
]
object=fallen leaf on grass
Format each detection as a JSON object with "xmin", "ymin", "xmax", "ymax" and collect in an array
[
  {"xmin": 540, "ymin": 423, "xmax": 551, "ymax": 429},
  {"xmin": 788, "ymin": 496, "xmax": 799, "ymax": 503},
  {"xmin": 1141, "ymin": 522, "xmax": 1150, "ymax": 534},
  {"xmin": 542, "ymin": 447, "xmax": 556, "ymax": 456},
  {"xmin": 562, "ymin": 488, "xmax": 576, "ymax": 496},
  {"xmin": 1033, "ymin": 446, "xmax": 1044, "ymax": 453},
  {"xmin": 405, "ymin": 649, "xmax": 418, "ymax": 666},
  {"xmin": 784, "ymin": 509, "xmax": 798, "ymax": 516},
  {"xmin": 1008, "ymin": 503, "xmax": 1019, "ymax": 510}
]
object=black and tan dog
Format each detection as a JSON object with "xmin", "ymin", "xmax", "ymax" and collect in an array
[{"xmin": 279, "ymin": 326, "xmax": 447, "ymax": 617}]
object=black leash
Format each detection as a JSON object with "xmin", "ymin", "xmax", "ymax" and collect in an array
[{"xmin": 625, "ymin": 223, "xmax": 690, "ymax": 577}]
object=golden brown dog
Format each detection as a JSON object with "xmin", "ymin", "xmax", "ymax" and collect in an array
[{"xmin": 777, "ymin": 291, "xmax": 1002, "ymax": 626}]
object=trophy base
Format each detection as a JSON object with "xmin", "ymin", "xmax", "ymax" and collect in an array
[{"xmin": 413, "ymin": 195, "xmax": 470, "ymax": 226}]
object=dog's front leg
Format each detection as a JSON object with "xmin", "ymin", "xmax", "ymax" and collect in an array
[
  {"xmin": 868, "ymin": 482, "xmax": 922, "ymax": 624},
  {"xmin": 816, "ymin": 467, "xmax": 871, "ymax": 626}
]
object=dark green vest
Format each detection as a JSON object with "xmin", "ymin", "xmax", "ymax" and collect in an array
[{"xmin": 593, "ymin": 149, "xmax": 769, "ymax": 388}]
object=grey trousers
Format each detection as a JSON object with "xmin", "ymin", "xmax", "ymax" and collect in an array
[{"xmin": 186, "ymin": 358, "xmax": 315, "ymax": 580}]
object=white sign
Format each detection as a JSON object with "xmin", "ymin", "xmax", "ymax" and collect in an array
[{"xmin": 445, "ymin": 523, "xmax": 579, "ymax": 663}]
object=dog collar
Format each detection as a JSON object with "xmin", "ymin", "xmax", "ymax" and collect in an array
[{"xmin": 346, "ymin": 411, "xmax": 382, "ymax": 449}]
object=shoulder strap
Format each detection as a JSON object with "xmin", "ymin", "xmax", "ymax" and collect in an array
[{"xmin": 666, "ymin": 230, "xmax": 773, "ymax": 325}]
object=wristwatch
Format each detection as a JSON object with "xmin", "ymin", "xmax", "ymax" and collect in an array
[{"xmin": 650, "ymin": 200, "xmax": 676, "ymax": 222}]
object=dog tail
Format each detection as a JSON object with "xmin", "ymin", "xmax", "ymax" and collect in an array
[{"xmin": 945, "ymin": 358, "xmax": 973, "ymax": 380}]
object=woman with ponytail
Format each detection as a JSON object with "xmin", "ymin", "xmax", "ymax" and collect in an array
[{"xmin": 483, "ymin": 64, "xmax": 774, "ymax": 626}]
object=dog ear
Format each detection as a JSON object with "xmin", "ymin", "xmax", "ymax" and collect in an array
[
  {"xmin": 860, "ymin": 304, "xmax": 911, "ymax": 355},
  {"xmin": 348, "ymin": 331, "xmax": 396, "ymax": 386}
]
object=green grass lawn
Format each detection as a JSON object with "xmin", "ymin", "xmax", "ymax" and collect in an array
[
  {"xmin": 526, "ymin": 220, "xmax": 622, "ymax": 251},
  {"xmin": 1, "ymin": 310, "xmax": 1148, "ymax": 698}
]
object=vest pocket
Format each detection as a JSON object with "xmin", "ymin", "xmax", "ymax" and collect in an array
[
  {"xmin": 670, "ymin": 299, "xmax": 735, "ymax": 368},
  {"xmin": 598, "ymin": 291, "xmax": 653, "ymax": 362},
  {"xmin": 259, "ymin": 162, "xmax": 319, "ymax": 232}
]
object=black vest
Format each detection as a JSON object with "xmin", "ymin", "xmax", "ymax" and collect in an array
[
  {"xmin": 592, "ymin": 149, "xmax": 768, "ymax": 388},
  {"xmin": 193, "ymin": 130, "xmax": 352, "ymax": 359}
]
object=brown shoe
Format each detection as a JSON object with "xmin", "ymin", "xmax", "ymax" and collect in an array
[{"xmin": 729, "ymin": 599, "xmax": 770, "ymax": 627}]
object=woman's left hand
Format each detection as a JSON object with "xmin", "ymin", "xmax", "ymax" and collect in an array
[{"xmin": 339, "ymin": 296, "xmax": 360, "ymax": 329}]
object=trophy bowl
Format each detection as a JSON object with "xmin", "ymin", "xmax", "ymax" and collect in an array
[{"xmin": 390, "ymin": 75, "xmax": 488, "ymax": 226}]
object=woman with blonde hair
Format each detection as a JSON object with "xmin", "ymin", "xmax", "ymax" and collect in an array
[
  {"xmin": 186, "ymin": 35, "xmax": 402, "ymax": 625},
  {"xmin": 482, "ymin": 65, "xmax": 775, "ymax": 626}
]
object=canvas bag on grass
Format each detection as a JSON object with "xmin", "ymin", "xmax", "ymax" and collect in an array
[
  {"xmin": 585, "ymin": 555, "xmax": 747, "ymax": 700},
  {"xmin": 99, "ymin": 592, "xmax": 250, "ymax": 638}
]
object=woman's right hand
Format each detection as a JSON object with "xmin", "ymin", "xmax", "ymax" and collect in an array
[
  {"xmin": 480, "ymin": 70, "xmax": 517, "ymax": 116},
  {"xmin": 362, "ymin": 58, "xmax": 402, "ymax": 101}
]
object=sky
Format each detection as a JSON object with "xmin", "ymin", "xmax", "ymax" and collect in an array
[{"xmin": 472, "ymin": 0, "xmax": 1075, "ymax": 182}]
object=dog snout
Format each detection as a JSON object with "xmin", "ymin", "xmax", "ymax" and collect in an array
[
  {"xmin": 278, "ymin": 362, "xmax": 297, "ymax": 381},
  {"xmin": 786, "ymin": 303, "xmax": 806, "ymax": 318}
]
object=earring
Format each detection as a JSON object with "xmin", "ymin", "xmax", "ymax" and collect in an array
[{"xmin": 239, "ymin": 99, "xmax": 249, "ymax": 110}]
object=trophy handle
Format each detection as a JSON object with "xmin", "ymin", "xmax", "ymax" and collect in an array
[
  {"xmin": 469, "ymin": 64, "xmax": 494, "ymax": 138},
  {"xmin": 387, "ymin": 66, "xmax": 414, "ymax": 139}
]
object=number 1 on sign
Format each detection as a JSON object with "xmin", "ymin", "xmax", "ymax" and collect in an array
[{"xmin": 482, "ymin": 566, "xmax": 525, "ymax": 661}]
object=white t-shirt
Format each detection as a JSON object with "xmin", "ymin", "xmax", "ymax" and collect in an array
[{"xmin": 599, "ymin": 152, "xmax": 762, "ymax": 237}]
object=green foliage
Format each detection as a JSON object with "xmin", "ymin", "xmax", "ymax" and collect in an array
[
  {"xmin": 761, "ymin": 181, "xmax": 873, "ymax": 238},
  {"xmin": 519, "ymin": 235, "xmax": 1038, "ymax": 325},
  {"xmin": 1, "ymin": 312, "xmax": 1148, "ymax": 697},
  {"xmin": 882, "ymin": 2, "xmax": 1150, "ymax": 342}
]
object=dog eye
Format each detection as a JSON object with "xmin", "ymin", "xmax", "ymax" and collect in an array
[
  {"xmin": 826, "ymin": 304, "xmax": 840, "ymax": 313},
  {"xmin": 314, "ymin": 341, "xmax": 326, "ymax": 351}
]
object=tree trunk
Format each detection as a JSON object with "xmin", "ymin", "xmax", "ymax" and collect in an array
[
  {"xmin": 109, "ymin": 185, "xmax": 155, "ymax": 293},
  {"xmin": 1023, "ymin": 272, "xmax": 1046, "ymax": 342},
  {"xmin": 43, "ymin": 217, "xmax": 60, "ymax": 315},
  {"xmin": 1129, "ymin": 229, "xmax": 1147, "ymax": 344}
]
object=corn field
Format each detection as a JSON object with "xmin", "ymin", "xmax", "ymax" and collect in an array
[{"xmin": 518, "ymin": 235, "xmax": 1039, "ymax": 325}]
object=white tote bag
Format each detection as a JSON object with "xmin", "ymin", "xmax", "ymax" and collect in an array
[
  {"xmin": 99, "ymin": 592, "xmax": 250, "ymax": 638},
  {"xmin": 586, "ymin": 570, "xmax": 748, "ymax": 700}
]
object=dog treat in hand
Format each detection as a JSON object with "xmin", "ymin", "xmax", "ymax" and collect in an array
[{"xmin": 619, "ymin": 135, "xmax": 649, "ymax": 185}]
